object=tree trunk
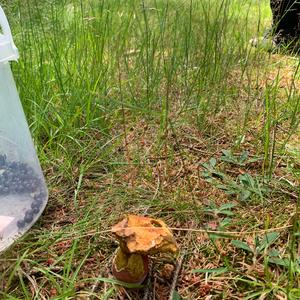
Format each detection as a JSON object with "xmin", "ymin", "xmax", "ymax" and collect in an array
[{"xmin": 270, "ymin": 0, "xmax": 300, "ymax": 42}]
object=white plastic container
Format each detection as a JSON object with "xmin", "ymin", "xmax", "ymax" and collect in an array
[{"xmin": 0, "ymin": 6, "xmax": 48, "ymax": 252}]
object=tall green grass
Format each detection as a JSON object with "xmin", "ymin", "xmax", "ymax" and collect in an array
[
  {"xmin": 4, "ymin": 1, "xmax": 272, "ymax": 148},
  {"xmin": 3, "ymin": 0, "xmax": 299, "ymax": 184}
]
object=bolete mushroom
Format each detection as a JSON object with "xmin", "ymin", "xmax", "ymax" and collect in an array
[{"xmin": 111, "ymin": 215, "xmax": 178, "ymax": 284}]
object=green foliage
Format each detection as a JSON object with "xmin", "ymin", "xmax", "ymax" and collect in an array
[
  {"xmin": 230, "ymin": 231, "xmax": 300, "ymax": 275},
  {"xmin": 171, "ymin": 290, "xmax": 183, "ymax": 300},
  {"xmin": 204, "ymin": 202, "xmax": 236, "ymax": 217},
  {"xmin": 202, "ymin": 151, "xmax": 268, "ymax": 201},
  {"xmin": 268, "ymin": 249, "xmax": 300, "ymax": 270},
  {"xmin": 231, "ymin": 232, "xmax": 280, "ymax": 255},
  {"xmin": 203, "ymin": 202, "xmax": 236, "ymax": 240},
  {"xmin": 221, "ymin": 150, "xmax": 260, "ymax": 166},
  {"xmin": 231, "ymin": 240, "xmax": 253, "ymax": 252}
]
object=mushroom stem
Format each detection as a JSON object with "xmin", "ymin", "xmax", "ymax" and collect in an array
[{"xmin": 112, "ymin": 248, "xmax": 149, "ymax": 284}]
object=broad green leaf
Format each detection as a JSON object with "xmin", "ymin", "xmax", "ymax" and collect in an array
[
  {"xmin": 239, "ymin": 151, "xmax": 249, "ymax": 163},
  {"xmin": 268, "ymin": 257, "xmax": 290, "ymax": 268},
  {"xmin": 221, "ymin": 149, "xmax": 232, "ymax": 157},
  {"xmin": 203, "ymin": 207, "xmax": 215, "ymax": 213},
  {"xmin": 227, "ymin": 181, "xmax": 240, "ymax": 189},
  {"xmin": 221, "ymin": 156, "xmax": 236, "ymax": 164},
  {"xmin": 216, "ymin": 184, "xmax": 229, "ymax": 190},
  {"xmin": 257, "ymin": 232, "xmax": 279, "ymax": 253},
  {"xmin": 248, "ymin": 157, "xmax": 261, "ymax": 163},
  {"xmin": 231, "ymin": 240, "xmax": 253, "ymax": 252},
  {"xmin": 219, "ymin": 203, "xmax": 237, "ymax": 210},
  {"xmin": 209, "ymin": 233, "xmax": 236, "ymax": 239},
  {"xmin": 202, "ymin": 171, "xmax": 211, "ymax": 177},
  {"xmin": 212, "ymin": 171, "xmax": 225, "ymax": 180},
  {"xmin": 218, "ymin": 209, "xmax": 234, "ymax": 216},
  {"xmin": 205, "ymin": 177, "xmax": 213, "ymax": 183},
  {"xmin": 209, "ymin": 157, "xmax": 217, "ymax": 167},
  {"xmin": 239, "ymin": 174, "xmax": 255, "ymax": 187},
  {"xmin": 192, "ymin": 267, "xmax": 228, "ymax": 274},
  {"xmin": 219, "ymin": 218, "xmax": 232, "ymax": 227},
  {"xmin": 221, "ymin": 150, "xmax": 235, "ymax": 162},
  {"xmin": 202, "ymin": 163, "xmax": 210, "ymax": 170},
  {"xmin": 172, "ymin": 290, "xmax": 182, "ymax": 300},
  {"xmin": 240, "ymin": 190, "xmax": 252, "ymax": 201},
  {"xmin": 268, "ymin": 249, "xmax": 280, "ymax": 257},
  {"xmin": 247, "ymin": 175, "xmax": 256, "ymax": 187}
]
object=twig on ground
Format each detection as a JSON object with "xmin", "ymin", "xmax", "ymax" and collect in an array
[
  {"xmin": 152, "ymin": 168, "xmax": 161, "ymax": 201},
  {"xmin": 143, "ymin": 260, "xmax": 153, "ymax": 300},
  {"xmin": 19, "ymin": 269, "xmax": 46, "ymax": 300},
  {"xmin": 168, "ymin": 253, "xmax": 185, "ymax": 300},
  {"xmin": 153, "ymin": 276, "xmax": 157, "ymax": 300},
  {"xmin": 77, "ymin": 223, "xmax": 293, "ymax": 239}
]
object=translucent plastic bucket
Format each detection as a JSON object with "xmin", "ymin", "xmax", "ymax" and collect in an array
[{"xmin": 0, "ymin": 6, "xmax": 48, "ymax": 252}]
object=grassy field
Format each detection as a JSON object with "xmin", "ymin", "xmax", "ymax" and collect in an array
[{"xmin": 1, "ymin": 0, "xmax": 299, "ymax": 299}]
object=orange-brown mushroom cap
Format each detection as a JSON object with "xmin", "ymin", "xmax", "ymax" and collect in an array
[{"xmin": 112, "ymin": 215, "xmax": 178, "ymax": 255}]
